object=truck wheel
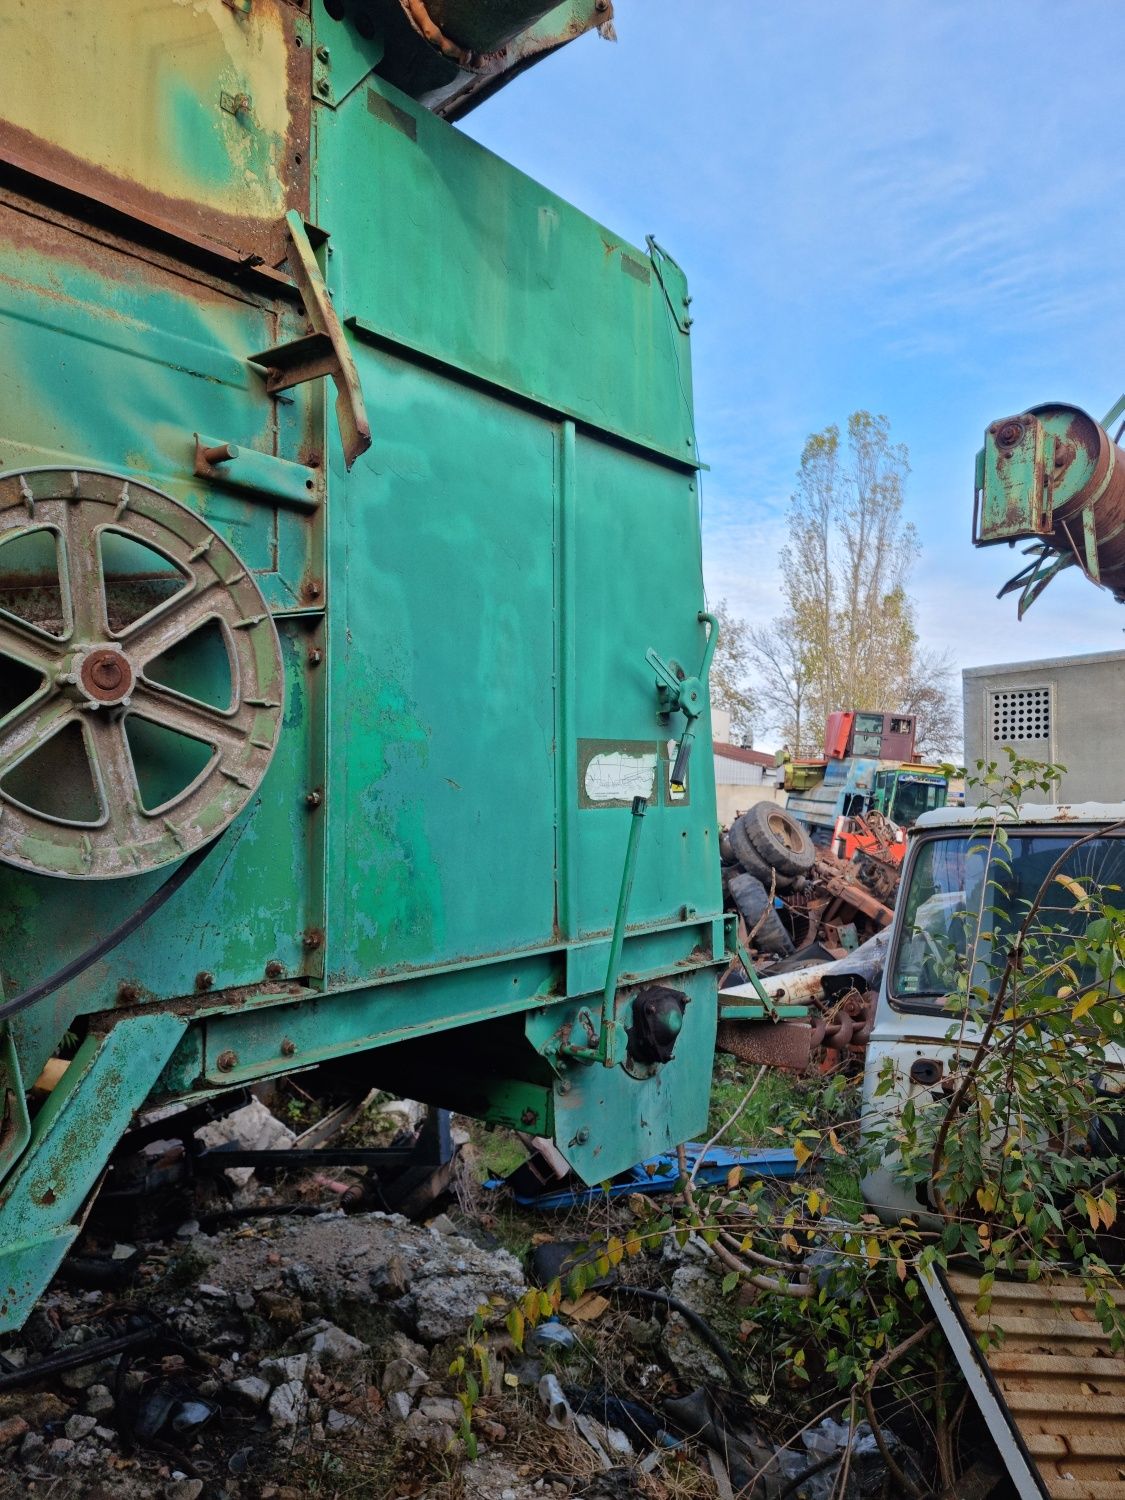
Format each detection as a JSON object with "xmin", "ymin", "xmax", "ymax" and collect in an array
[
  {"xmin": 726, "ymin": 827, "xmax": 794, "ymax": 889},
  {"xmin": 737, "ymin": 801, "xmax": 815, "ymax": 878},
  {"xmin": 728, "ymin": 873, "xmax": 795, "ymax": 956}
]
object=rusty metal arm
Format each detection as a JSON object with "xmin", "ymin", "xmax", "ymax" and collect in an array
[{"xmin": 249, "ymin": 211, "xmax": 372, "ymax": 471}]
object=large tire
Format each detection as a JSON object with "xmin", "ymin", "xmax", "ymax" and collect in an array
[
  {"xmin": 736, "ymin": 801, "xmax": 815, "ymax": 879},
  {"xmin": 726, "ymin": 831, "xmax": 794, "ymax": 890},
  {"xmin": 727, "ymin": 811, "xmax": 769, "ymax": 877},
  {"xmin": 727, "ymin": 872, "xmax": 795, "ymax": 956}
]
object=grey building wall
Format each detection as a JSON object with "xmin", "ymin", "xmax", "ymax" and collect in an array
[{"xmin": 962, "ymin": 649, "xmax": 1125, "ymax": 802}]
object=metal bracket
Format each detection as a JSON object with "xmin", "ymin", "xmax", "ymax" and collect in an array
[
  {"xmin": 645, "ymin": 610, "xmax": 718, "ymax": 792},
  {"xmin": 249, "ymin": 211, "xmax": 372, "ymax": 470},
  {"xmin": 193, "ymin": 433, "xmax": 320, "ymax": 509}
]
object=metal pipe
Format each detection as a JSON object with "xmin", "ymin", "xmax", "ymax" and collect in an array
[{"xmin": 599, "ymin": 795, "xmax": 648, "ymax": 1066}]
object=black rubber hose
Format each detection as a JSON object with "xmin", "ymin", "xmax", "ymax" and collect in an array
[
  {"xmin": 0, "ymin": 839, "xmax": 217, "ymax": 1025},
  {"xmin": 0, "ymin": 1325, "xmax": 160, "ymax": 1392},
  {"xmin": 607, "ymin": 1284, "xmax": 748, "ymax": 1392}
]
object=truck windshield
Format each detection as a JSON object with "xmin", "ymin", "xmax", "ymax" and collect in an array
[
  {"xmin": 891, "ymin": 830, "xmax": 1125, "ymax": 1006},
  {"xmin": 888, "ymin": 777, "xmax": 945, "ymax": 827}
]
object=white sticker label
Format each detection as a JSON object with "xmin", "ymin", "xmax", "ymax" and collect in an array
[{"xmin": 584, "ymin": 751, "xmax": 658, "ymax": 803}]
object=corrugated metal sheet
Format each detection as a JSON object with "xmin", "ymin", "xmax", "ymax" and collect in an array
[{"xmin": 943, "ymin": 1269, "xmax": 1125, "ymax": 1499}]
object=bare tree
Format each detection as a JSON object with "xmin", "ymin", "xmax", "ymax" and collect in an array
[
  {"xmin": 748, "ymin": 618, "xmax": 812, "ymax": 756},
  {"xmin": 895, "ymin": 645, "xmax": 962, "ymax": 759},
  {"xmin": 709, "ymin": 598, "xmax": 757, "ymax": 745}
]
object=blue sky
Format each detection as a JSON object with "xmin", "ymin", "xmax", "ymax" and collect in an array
[{"xmin": 461, "ymin": 1, "xmax": 1125, "ymax": 731}]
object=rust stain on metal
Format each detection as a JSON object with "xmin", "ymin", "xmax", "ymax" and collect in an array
[
  {"xmin": 77, "ymin": 648, "xmax": 133, "ymax": 705},
  {"xmin": 400, "ymin": 0, "xmax": 487, "ymax": 68},
  {"xmin": 946, "ymin": 1270, "xmax": 1125, "ymax": 1498},
  {"xmin": 716, "ymin": 1018, "xmax": 812, "ymax": 1073},
  {"xmin": 105, "ymin": 977, "xmax": 307, "ymax": 1027},
  {"xmin": 809, "ymin": 987, "xmax": 875, "ymax": 1053},
  {"xmin": 0, "ymin": 1, "xmax": 311, "ymax": 268},
  {"xmin": 0, "ymin": 185, "xmax": 276, "ymax": 329}
]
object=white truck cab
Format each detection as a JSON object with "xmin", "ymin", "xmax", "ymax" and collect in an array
[{"xmin": 861, "ymin": 801, "xmax": 1125, "ymax": 1223}]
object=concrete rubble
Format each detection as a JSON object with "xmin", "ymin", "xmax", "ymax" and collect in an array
[{"xmin": 0, "ymin": 1207, "xmax": 530, "ymax": 1498}]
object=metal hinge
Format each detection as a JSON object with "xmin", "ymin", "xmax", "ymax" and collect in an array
[{"xmin": 250, "ymin": 211, "xmax": 372, "ymax": 470}]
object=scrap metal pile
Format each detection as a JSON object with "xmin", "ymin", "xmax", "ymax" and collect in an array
[
  {"xmin": 716, "ymin": 801, "xmax": 901, "ymax": 1072},
  {"xmin": 720, "ymin": 801, "xmax": 899, "ymax": 961}
]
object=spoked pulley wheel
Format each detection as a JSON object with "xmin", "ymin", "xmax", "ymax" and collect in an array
[{"xmin": 0, "ymin": 468, "xmax": 284, "ymax": 879}]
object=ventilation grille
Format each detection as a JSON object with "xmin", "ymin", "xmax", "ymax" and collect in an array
[{"xmin": 989, "ymin": 686, "xmax": 1052, "ymax": 744}]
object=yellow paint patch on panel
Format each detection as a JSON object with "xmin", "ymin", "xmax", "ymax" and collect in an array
[{"xmin": 0, "ymin": 0, "xmax": 300, "ymax": 242}]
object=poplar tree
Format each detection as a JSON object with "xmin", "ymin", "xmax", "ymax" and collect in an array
[{"xmin": 751, "ymin": 412, "xmax": 959, "ymax": 758}]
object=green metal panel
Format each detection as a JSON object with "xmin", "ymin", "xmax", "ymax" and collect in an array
[
  {"xmin": 527, "ymin": 968, "xmax": 718, "ymax": 1181},
  {"xmin": 325, "ymin": 343, "xmax": 558, "ymax": 974},
  {"xmin": 318, "ymin": 77, "xmax": 697, "ymax": 467},
  {"xmin": 570, "ymin": 434, "xmax": 719, "ymax": 934}
]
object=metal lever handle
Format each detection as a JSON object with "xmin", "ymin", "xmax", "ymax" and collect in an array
[
  {"xmin": 670, "ymin": 731, "xmax": 694, "ymax": 793},
  {"xmin": 556, "ymin": 795, "xmax": 648, "ymax": 1068},
  {"xmin": 646, "ymin": 611, "xmax": 719, "ymax": 792}
]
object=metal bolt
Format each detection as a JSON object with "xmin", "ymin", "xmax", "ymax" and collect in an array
[
  {"xmin": 576, "ymin": 1128, "xmax": 590, "ymax": 1145},
  {"xmin": 520, "ymin": 1108, "xmax": 537, "ymax": 1126},
  {"xmin": 201, "ymin": 442, "xmax": 237, "ymax": 466},
  {"xmin": 303, "ymin": 929, "xmax": 323, "ymax": 950},
  {"xmin": 997, "ymin": 420, "xmax": 1024, "ymax": 447},
  {"xmin": 315, "ymin": 77, "xmax": 331, "ymax": 97},
  {"xmin": 558, "ymin": 1080, "xmax": 571, "ymax": 1095},
  {"xmin": 316, "ymin": 44, "xmax": 330, "ymax": 62},
  {"xmin": 265, "ymin": 960, "xmax": 285, "ymax": 980},
  {"xmin": 305, "ymin": 580, "xmax": 323, "ymax": 599},
  {"xmin": 280, "ymin": 1038, "xmax": 296, "ymax": 1057},
  {"xmin": 306, "ymin": 789, "xmax": 322, "ymax": 808},
  {"xmin": 196, "ymin": 971, "xmax": 214, "ymax": 992},
  {"xmin": 216, "ymin": 1050, "xmax": 238, "ymax": 1073},
  {"xmin": 307, "ymin": 647, "xmax": 323, "ymax": 667}
]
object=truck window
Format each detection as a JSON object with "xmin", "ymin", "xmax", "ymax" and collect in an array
[
  {"xmin": 888, "ymin": 777, "xmax": 945, "ymax": 827},
  {"xmin": 853, "ymin": 712, "xmax": 884, "ymax": 756},
  {"xmin": 891, "ymin": 831, "xmax": 1125, "ymax": 1007}
]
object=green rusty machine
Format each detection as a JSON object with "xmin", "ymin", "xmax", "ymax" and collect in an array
[
  {"xmin": 0, "ymin": 0, "xmax": 726, "ymax": 1329},
  {"xmin": 975, "ymin": 399, "xmax": 1125, "ymax": 611}
]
